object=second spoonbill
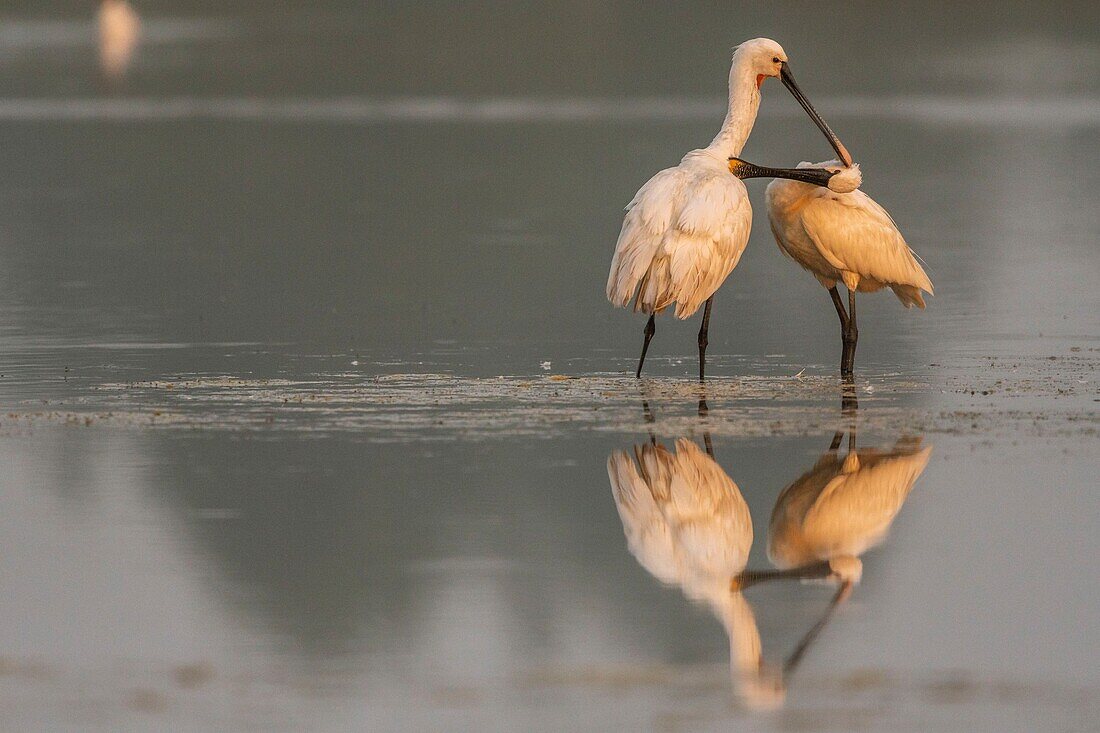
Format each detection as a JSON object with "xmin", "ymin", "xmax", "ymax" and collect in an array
[{"xmin": 765, "ymin": 160, "xmax": 933, "ymax": 376}]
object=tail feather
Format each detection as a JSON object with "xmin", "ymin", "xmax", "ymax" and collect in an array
[{"xmin": 890, "ymin": 284, "xmax": 927, "ymax": 309}]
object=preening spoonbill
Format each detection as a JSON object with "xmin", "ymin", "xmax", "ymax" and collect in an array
[
  {"xmin": 98, "ymin": 0, "xmax": 140, "ymax": 81},
  {"xmin": 765, "ymin": 161, "xmax": 933, "ymax": 376},
  {"xmin": 607, "ymin": 38, "xmax": 852, "ymax": 381}
]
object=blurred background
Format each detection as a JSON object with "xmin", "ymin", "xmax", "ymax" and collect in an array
[{"xmin": 0, "ymin": 3, "xmax": 1097, "ymax": 731}]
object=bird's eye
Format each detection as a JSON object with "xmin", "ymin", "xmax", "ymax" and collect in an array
[{"xmin": 772, "ymin": 57, "xmax": 780, "ymax": 63}]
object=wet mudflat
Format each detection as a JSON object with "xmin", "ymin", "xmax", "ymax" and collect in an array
[{"xmin": 0, "ymin": 2, "xmax": 1098, "ymax": 731}]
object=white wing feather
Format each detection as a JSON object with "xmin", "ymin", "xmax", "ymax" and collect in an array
[
  {"xmin": 660, "ymin": 439, "xmax": 752, "ymax": 578},
  {"xmin": 768, "ymin": 441, "xmax": 931, "ymax": 567},
  {"xmin": 606, "ymin": 167, "xmax": 685, "ymax": 308},
  {"xmin": 802, "ymin": 446, "xmax": 932, "ymax": 557}
]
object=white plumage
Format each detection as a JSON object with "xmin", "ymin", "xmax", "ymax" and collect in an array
[
  {"xmin": 766, "ymin": 161, "xmax": 934, "ymax": 308},
  {"xmin": 608, "ymin": 152, "xmax": 752, "ymax": 319},
  {"xmin": 608, "ymin": 439, "xmax": 753, "ymax": 584},
  {"xmin": 608, "ymin": 434, "xmax": 931, "ymax": 708},
  {"xmin": 606, "ymin": 39, "xmax": 791, "ymax": 321}
]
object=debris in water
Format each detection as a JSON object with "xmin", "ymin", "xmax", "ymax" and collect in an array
[{"xmin": 540, "ymin": 361, "xmax": 552, "ymax": 370}]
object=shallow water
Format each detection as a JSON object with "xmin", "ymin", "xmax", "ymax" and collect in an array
[{"xmin": 0, "ymin": 3, "xmax": 1097, "ymax": 731}]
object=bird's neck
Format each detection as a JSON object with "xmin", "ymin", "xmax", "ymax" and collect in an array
[
  {"xmin": 715, "ymin": 588, "xmax": 769, "ymax": 693},
  {"xmin": 706, "ymin": 57, "xmax": 761, "ymax": 158}
]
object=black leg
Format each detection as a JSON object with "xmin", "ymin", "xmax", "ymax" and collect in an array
[
  {"xmin": 636, "ymin": 314, "xmax": 655, "ymax": 379},
  {"xmin": 841, "ymin": 374, "xmax": 859, "ymax": 413},
  {"xmin": 841, "ymin": 288, "xmax": 858, "ymax": 377},
  {"xmin": 829, "ymin": 286, "xmax": 850, "ymax": 377},
  {"xmin": 697, "ymin": 297, "xmax": 713, "ymax": 382},
  {"xmin": 641, "ymin": 400, "xmax": 656, "ymax": 444},
  {"xmin": 698, "ymin": 381, "xmax": 711, "ymax": 452},
  {"xmin": 828, "ymin": 286, "xmax": 849, "ymax": 330},
  {"xmin": 828, "ymin": 431, "xmax": 844, "ymax": 451}
]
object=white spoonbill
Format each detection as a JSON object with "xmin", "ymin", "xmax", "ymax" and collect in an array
[
  {"xmin": 606, "ymin": 38, "xmax": 853, "ymax": 381},
  {"xmin": 765, "ymin": 160, "xmax": 933, "ymax": 376},
  {"xmin": 98, "ymin": 0, "xmax": 140, "ymax": 81}
]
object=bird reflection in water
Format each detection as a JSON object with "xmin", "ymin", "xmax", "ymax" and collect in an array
[
  {"xmin": 608, "ymin": 435, "xmax": 777, "ymax": 706},
  {"xmin": 608, "ymin": 421, "xmax": 931, "ymax": 709},
  {"xmin": 98, "ymin": 0, "xmax": 140, "ymax": 82}
]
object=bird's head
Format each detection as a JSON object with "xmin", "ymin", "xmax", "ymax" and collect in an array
[
  {"xmin": 827, "ymin": 555, "xmax": 864, "ymax": 585},
  {"xmin": 735, "ymin": 38, "xmax": 788, "ymax": 87},
  {"xmin": 798, "ymin": 160, "xmax": 863, "ymax": 193}
]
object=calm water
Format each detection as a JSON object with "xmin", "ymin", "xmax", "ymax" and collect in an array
[{"xmin": 0, "ymin": 3, "xmax": 1097, "ymax": 731}]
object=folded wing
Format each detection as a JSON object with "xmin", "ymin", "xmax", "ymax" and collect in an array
[{"xmin": 800, "ymin": 190, "xmax": 933, "ymax": 308}]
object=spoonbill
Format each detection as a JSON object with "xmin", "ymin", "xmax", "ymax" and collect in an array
[
  {"xmin": 98, "ymin": 0, "xmax": 140, "ymax": 81},
  {"xmin": 606, "ymin": 38, "xmax": 852, "ymax": 381},
  {"xmin": 765, "ymin": 160, "xmax": 933, "ymax": 376}
]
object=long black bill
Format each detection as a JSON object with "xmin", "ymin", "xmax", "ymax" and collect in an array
[
  {"xmin": 730, "ymin": 560, "xmax": 834, "ymax": 591},
  {"xmin": 780, "ymin": 62, "xmax": 852, "ymax": 167},
  {"xmin": 728, "ymin": 157, "xmax": 836, "ymax": 188},
  {"xmin": 782, "ymin": 581, "xmax": 853, "ymax": 677}
]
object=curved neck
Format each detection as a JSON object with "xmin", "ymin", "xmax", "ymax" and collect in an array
[{"xmin": 706, "ymin": 54, "xmax": 761, "ymax": 158}]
